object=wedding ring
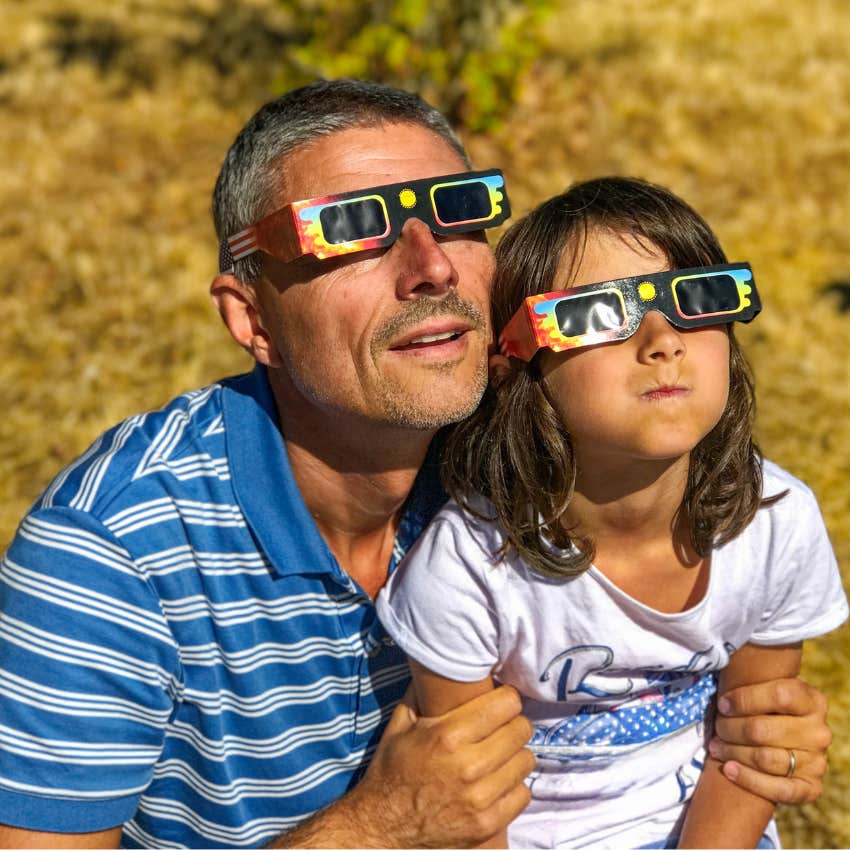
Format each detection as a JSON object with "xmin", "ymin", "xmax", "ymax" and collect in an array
[{"xmin": 786, "ymin": 748, "xmax": 797, "ymax": 778}]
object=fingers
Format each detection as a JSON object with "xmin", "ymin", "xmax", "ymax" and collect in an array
[
  {"xmin": 415, "ymin": 689, "xmax": 532, "ymax": 781},
  {"xmin": 437, "ymin": 685, "xmax": 525, "ymax": 745},
  {"xmin": 381, "ymin": 693, "xmax": 418, "ymax": 737},
  {"xmin": 442, "ymin": 780, "xmax": 532, "ymax": 847},
  {"xmin": 710, "ymin": 739, "xmax": 813, "ymax": 776},
  {"xmin": 715, "ymin": 712, "xmax": 832, "ymax": 752},
  {"xmin": 720, "ymin": 759, "xmax": 824, "ymax": 805},
  {"xmin": 399, "ymin": 682, "xmax": 418, "ymax": 711},
  {"xmin": 441, "ymin": 747, "xmax": 534, "ymax": 841},
  {"xmin": 712, "ymin": 681, "xmax": 831, "ymax": 810},
  {"xmin": 468, "ymin": 717, "xmax": 536, "ymax": 780},
  {"xmin": 718, "ymin": 677, "xmax": 827, "ymax": 719},
  {"xmin": 411, "ymin": 687, "xmax": 533, "ymax": 837},
  {"xmin": 360, "ymin": 687, "xmax": 534, "ymax": 847},
  {"xmin": 472, "ymin": 756, "xmax": 535, "ymax": 832}
]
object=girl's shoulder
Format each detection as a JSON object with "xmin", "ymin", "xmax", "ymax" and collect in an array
[
  {"xmin": 424, "ymin": 494, "xmax": 513, "ymax": 565},
  {"xmin": 738, "ymin": 458, "xmax": 829, "ymax": 554},
  {"xmin": 761, "ymin": 458, "xmax": 820, "ymax": 510},
  {"xmin": 431, "ymin": 493, "xmax": 507, "ymax": 540}
]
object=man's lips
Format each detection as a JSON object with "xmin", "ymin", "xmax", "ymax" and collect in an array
[
  {"xmin": 388, "ymin": 320, "xmax": 473, "ymax": 351},
  {"xmin": 370, "ymin": 290, "xmax": 486, "ymax": 357}
]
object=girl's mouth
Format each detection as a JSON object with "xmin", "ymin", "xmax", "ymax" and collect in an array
[{"xmin": 642, "ymin": 385, "xmax": 690, "ymax": 401}]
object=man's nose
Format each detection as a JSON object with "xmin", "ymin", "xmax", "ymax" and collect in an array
[
  {"xmin": 392, "ymin": 217, "xmax": 458, "ymax": 300},
  {"xmin": 634, "ymin": 310, "xmax": 686, "ymax": 362}
]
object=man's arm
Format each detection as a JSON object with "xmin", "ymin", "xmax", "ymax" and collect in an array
[
  {"xmin": 709, "ymin": 674, "xmax": 831, "ymax": 803},
  {"xmin": 268, "ymin": 681, "xmax": 534, "ymax": 849},
  {"xmin": 0, "ymin": 826, "xmax": 122, "ymax": 849},
  {"xmin": 678, "ymin": 643, "xmax": 802, "ymax": 848}
]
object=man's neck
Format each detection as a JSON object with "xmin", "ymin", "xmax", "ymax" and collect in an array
[{"xmin": 269, "ymin": 375, "xmax": 434, "ymax": 599}]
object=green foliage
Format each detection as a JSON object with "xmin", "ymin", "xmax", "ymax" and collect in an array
[{"xmin": 276, "ymin": 0, "xmax": 556, "ymax": 130}]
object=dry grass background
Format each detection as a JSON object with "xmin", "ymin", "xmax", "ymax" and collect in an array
[{"xmin": 1, "ymin": 0, "xmax": 848, "ymax": 845}]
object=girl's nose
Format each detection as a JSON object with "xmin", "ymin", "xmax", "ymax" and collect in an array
[{"xmin": 634, "ymin": 310, "xmax": 685, "ymax": 362}]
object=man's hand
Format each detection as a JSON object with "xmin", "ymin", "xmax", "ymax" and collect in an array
[
  {"xmin": 273, "ymin": 685, "xmax": 534, "ymax": 848},
  {"xmin": 352, "ymin": 684, "xmax": 534, "ymax": 848},
  {"xmin": 709, "ymin": 677, "xmax": 831, "ymax": 805}
]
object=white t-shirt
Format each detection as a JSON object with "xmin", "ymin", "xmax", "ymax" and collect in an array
[{"xmin": 377, "ymin": 460, "xmax": 848, "ymax": 849}]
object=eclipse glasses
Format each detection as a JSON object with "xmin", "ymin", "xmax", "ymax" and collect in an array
[
  {"xmin": 219, "ymin": 169, "xmax": 510, "ymax": 273},
  {"xmin": 499, "ymin": 263, "xmax": 760, "ymax": 361}
]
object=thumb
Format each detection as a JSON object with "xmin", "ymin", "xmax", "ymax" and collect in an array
[{"xmin": 383, "ymin": 686, "xmax": 419, "ymax": 736}]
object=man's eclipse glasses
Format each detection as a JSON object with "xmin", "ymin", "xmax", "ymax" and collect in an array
[
  {"xmin": 499, "ymin": 263, "xmax": 760, "ymax": 361},
  {"xmin": 219, "ymin": 169, "xmax": 510, "ymax": 273}
]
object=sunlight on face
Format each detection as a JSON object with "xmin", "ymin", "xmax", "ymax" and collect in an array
[
  {"xmin": 540, "ymin": 230, "xmax": 731, "ymax": 470},
  {"xmin": 256, "ymin": 123, "xmax": 495, "ymax": 431}
]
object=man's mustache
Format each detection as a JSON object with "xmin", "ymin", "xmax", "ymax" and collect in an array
[{"xmin": 372, "ymin": 291, "xmax": 487, "ymax": 352}]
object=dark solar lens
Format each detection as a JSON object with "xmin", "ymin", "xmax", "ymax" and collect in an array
[
  {"xmin": 433, "ymin": 181, "xmax": 492, "ymax": 224},
  {"xmin": 555, "ymin": 290, "xmax": 626, "ymax": 336},
  {"xmin": 319, "ymin": 199, "xmax": 388, "ymax": 244},
  {"xmin": 675, "ymin": 274, "xmax": 741, "ymax": 316}
]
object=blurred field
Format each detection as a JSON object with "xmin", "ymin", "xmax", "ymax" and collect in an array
[{"xmin": 1, "ymin": 0, "xmax": 848, "ymax": 845}]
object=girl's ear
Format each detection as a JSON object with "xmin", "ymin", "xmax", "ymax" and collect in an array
[{"xmin": 488, "ymin": 352, "xmax": 516, "ymax": 390}]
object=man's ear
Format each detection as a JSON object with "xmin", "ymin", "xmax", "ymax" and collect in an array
[
  {"xmin": 488, "ymin": 352, "xmax": 516, "ymax": 390},
  {"xmin": 209, "ymin": 274, "xmax": 281, "ymax": 367}
]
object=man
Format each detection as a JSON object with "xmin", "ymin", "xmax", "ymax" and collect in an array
[{"xmin": 0, "ymin": 80, "xmax": 833, "ymax": 848}]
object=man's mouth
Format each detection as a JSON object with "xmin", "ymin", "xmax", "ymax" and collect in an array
[
  {"xmin": 395, "ymin": 329, "xmax": 465, "ymax": 351},
  {"xmin": 371, "ymin": 291, "xmax": 486, "ymax": 359}
]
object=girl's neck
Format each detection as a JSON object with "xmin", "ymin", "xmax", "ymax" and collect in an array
[
  {"xmin": 566, "ymin": 451, "xmax": 690, "ymax": 541},
  {"xmin": 566, "ymin": 453, "xmax": 709, "ymax": 613}
]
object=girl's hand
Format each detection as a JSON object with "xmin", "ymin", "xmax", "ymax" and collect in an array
[{"xmin": 709, "ymin": 676, "xmax": 831, "ymax": 804}]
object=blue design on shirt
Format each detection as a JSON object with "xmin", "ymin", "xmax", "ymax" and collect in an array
[
  {"xmin": 530, "ymin": 645, "xmax": 724, "ymax": 763},
  {"xmin": 530, "ymin": 673, "xmax": 716, "ymax": 760}
]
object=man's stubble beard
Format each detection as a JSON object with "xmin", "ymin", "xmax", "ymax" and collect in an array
[
  {"xmin": 369, "ymin": 291, "xmax": 490, "ymax": 430},
  {"xmin": 371, "ymin": 352, "xmax": 489, "ymax": 431},
  {"xmin": 279, "ymin": 291, "xmax": 491, "ymax": 432}
]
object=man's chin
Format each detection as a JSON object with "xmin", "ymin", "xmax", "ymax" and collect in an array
[
  {"xmin": 374, "ymin": 397, "xmax": 482, "ymax": 431},
  {"xmin": 371, "ymin": 375, "xmax": 487, "ymax": 431}
]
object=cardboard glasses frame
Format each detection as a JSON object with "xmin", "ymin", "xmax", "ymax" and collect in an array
[
  {"xmin": 499, "ymin": 262, "xmax": 760, "ymax": 361},
  {"xmin": 219, "ymin": 169, "xmax": 510, "ymax": 273}
]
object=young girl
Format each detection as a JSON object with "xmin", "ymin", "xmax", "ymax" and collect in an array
[{"xmin": 376, "ymin": 177, "xmax": 847, "ymax": 849}]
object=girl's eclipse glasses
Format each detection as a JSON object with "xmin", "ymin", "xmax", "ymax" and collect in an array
[
  {"xmin": 219, "ymin": 169, "xmax": 510, "ymax": 273},
  {"xmin": 499, "ymin": 263, "xmax": 760, "ymax": 361}
]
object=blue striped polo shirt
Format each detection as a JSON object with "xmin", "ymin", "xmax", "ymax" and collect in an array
[{"xmin": 0, "ymin": 365, "xmax": 446, "ymax": 847}]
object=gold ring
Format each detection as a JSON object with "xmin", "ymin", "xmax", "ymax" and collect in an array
[{"xmin": 786, "ymin": 749, "xmax": 797, "ymax": 778}]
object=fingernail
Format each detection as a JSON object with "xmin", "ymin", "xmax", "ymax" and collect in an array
[
  {"xmin": 723, "ymin": 761, "xmax": 740, "ymax": 780},
  {"xmin": 717, "ymin": 696, "xmax": 731, "ymax": 715},
  {"xmin": 708, "ymin": 738, "xmax": 720, "ymax": 758}
]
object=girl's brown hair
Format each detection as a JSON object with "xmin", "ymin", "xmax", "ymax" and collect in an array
[{"xmin": 443, "ymin": 176, "xmax": 773, "ymax": 578}]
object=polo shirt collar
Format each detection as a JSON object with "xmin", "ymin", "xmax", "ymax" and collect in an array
[{"xmin": 221, "ymin": 365, "xmax": 446, "ymax": 582}]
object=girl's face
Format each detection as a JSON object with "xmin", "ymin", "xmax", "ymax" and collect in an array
[{"xmin": 539, "ymin": 230, "xmax": 731, "ymax": 469}]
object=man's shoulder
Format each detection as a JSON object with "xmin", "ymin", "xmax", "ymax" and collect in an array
[{"xmin": 33, "ymin": 375, "xmax": 244, "ymax": 520}]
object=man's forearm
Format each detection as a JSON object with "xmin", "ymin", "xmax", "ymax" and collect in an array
[{"xmin": 265, "ymin": 785, "xmax": 388, "ymax": 849}]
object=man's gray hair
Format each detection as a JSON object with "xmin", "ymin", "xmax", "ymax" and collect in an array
[{"xmin": 212, "ymin": 78, "xmax": 471, "ymax": 283}]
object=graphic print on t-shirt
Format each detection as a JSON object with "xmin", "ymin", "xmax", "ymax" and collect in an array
[{"xmin": 529, "ymin": 644, "xmax": 735, "ymax": 762}]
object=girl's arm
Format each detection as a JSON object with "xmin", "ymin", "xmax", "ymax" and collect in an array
[
  {"xmin": 678, "ymin": 642, "xmax": 802, "ymax": 848},
  {"xmin": 409, "ymin": 659, "xmax": 514, "ymax": 849}
]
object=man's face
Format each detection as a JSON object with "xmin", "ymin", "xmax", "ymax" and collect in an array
[{"xmin": 252, "ymin": 123, "xmax": 495, "ymax": 431}]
